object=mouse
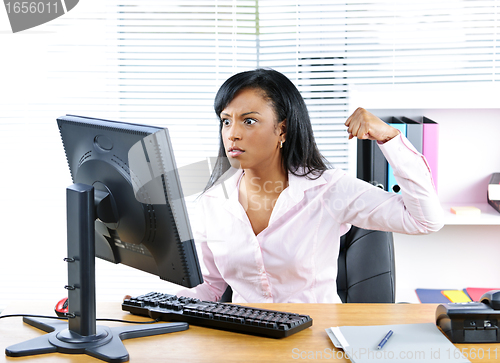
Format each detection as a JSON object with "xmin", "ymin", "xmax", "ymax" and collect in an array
[
  {"xmin": 55, "ymin": 297, "xmax": 69, "ymax": 317},
  {"xmin": 480, "ymin": 290, "xmax": 500, "ymax": 310}
]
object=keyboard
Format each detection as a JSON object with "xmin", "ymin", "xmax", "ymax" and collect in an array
[{"xmin": 122, "ymin": 292, "xmax": 313, "ymax": 338}]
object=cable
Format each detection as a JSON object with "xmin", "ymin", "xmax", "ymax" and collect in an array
[
  {"xmin": 0, "ymin": 314, "xmax": 68, "ymax": 320},
  {"xmin": 0, "ymin": 314, "xmax": 161, "ymax": 324},
  {"xmin": 97, "ymin": 318, "xmax": 161, "ymax": 324}
]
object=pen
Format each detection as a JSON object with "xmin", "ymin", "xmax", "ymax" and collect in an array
[{"xmin": 376, "ymin": 330, "xmax": 393, "ymax": 350}]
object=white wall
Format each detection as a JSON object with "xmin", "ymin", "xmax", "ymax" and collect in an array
[
  {"xmin": 349, "ymin": 83, "xmax": 500, "ymax": 303},
  {"xmin": 394, "ymin": 226, "xmax": 500, "ymax": 303}
]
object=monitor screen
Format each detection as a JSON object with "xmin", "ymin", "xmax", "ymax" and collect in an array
[{"xmin": 57, "ymin": 114, "xmax": 203, "ymax": 288}]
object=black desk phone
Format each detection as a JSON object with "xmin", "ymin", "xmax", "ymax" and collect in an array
[{"xmin": 436, "ymin": 290, "xmax": 500, "ymax": 343}]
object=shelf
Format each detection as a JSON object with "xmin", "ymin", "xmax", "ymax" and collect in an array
[{"xmin": 441, "ymin": 203, "xmax": 500, "ymax": 226}]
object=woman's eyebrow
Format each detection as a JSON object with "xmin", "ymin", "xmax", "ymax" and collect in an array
[{"xmin": 221, "ymin": 111, "xmax": 261, "ymax": 117}]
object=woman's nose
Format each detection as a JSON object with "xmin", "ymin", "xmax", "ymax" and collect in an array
[{"xmin": 227, "ymin": 123, "xmax": 242, "ymax": 141}]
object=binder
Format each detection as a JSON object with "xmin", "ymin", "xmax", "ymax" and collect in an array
[
  {"xmin": 357, "ymin": 139, "xmax": 387, "ymax": 190},
  {"xmin": 422, "ymin": 117, "xmax": 439, "ymax": 191},
  {"xmin": 387, "ymin": 117, "xmax": 406, "ymax": 193},
  {"xmin": 441, "ymin": 289, "xmax": 472, "ymax": 303},
  {"xmin": 415, "ymin": 288, "xmax": 451, "ymax": 303},
  {"xmin": 488, "ymin": 199, "xmax": 500, "ymax": 214},
  {"xmin": 465, "ymin": 287, "xmax": 500, "ymax": 302},
  {"xmin": 402, "ymin": 116, "xmax": 423, "ymax": 154},
  {"xmin": 488, "ymin": 173, "xmax": 500, "ymax": 213}
]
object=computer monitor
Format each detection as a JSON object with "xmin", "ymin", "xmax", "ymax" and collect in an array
[
  {"xmin": 57, "ymin": 114, "xmax": 203, "ymax": 287},
  {"xmin": 5, "ymin": 115, "xmax": 204, "ymax": 362}
]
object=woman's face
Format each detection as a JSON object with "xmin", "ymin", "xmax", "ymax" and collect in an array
[{"xmin": 220, "ymin": 87, "xmax": 285, "ymax": 172}]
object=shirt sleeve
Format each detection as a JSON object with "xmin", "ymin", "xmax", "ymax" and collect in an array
[
  {"xmin": 175, "ymin": 197, "xmax": 228, "ymax": 301},
  {"xmin": 338, "ymin": 133, "xmax": 444, "ymax": 234}
]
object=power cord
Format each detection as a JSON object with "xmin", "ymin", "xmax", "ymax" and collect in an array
[
  {"xmin": 0, "ymin": 314, "xmax": 68, "ymax": 321},
  {"xmin": 0, "ymin": 314, "xmax": 161, "ymax": 324}
]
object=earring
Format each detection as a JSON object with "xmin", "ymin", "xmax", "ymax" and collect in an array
[{"xmin": 280, "ymin": 140, "xmax": 283, "ymax": 149}]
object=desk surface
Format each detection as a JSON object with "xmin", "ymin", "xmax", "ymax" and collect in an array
[{"xmin": 1, "ymin": 302, "xmax": 498, "ymax": 362}]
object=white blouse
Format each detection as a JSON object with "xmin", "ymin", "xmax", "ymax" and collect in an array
[{"xmin": 177, "ymin": 133, "xmax": 443, "ymax": 303}]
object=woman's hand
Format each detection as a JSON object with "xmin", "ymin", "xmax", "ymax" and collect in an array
[{"xmin": 345, "ymin": 107, "xmax": 399, "ymax": 143}]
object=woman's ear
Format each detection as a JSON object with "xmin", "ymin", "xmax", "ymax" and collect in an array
[{"xmin": 279, "ymin": 119, "xmax": 287, "ymax": 139}]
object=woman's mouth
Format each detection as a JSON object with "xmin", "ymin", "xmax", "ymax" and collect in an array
[{"xmin": 227, "ymin": 147, "xmax": 244, "ymax": 157}]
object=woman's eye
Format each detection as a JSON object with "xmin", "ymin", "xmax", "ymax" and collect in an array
[
  {"xmin": 222, "ymin": 119, "xmax": 230, "ymax": 126},
  {"xmin": 244, "ymin": 118, "xmax": 257, "ymax": 125}
]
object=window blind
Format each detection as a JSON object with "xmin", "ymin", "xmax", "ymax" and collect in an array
[
  {"xmin": 340, "ymin": 0, "xmax": 499, "ymax": 84},
  {"xmin": 259, "ymin": 1, "xmax": 351, "ymax": 170},
  {"xmin": 111, "ymin": 0, "xmax": 259, "ymax": 170}
]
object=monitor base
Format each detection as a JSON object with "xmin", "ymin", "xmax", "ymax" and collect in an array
[{"xmin": 6, "ymin": 317, "xmax": 188, "ymax": 363}]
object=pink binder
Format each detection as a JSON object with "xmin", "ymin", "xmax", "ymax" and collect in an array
[
  {"xmin": 422, "ymin": 117, "xmax": 439, "ymax": 191},
  {"xmin": 466, "ymin": 287, "xmax": 500, "ymax": 302}
]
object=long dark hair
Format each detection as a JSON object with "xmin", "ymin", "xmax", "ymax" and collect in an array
[{"xmin": 205, "ymin": 68, "xmax": 328, "ymax": 192}]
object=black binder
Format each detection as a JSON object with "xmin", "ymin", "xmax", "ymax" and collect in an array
[
  {"xmin": 357, "ymin": 139, "xmax": 387, "ymax": 190},
  {"xmin": 402, "ymin": 116, "xmax": 423, "ymax": 154}
]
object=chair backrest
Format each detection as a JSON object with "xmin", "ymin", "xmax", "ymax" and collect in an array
[{"xmin": 336, "ymin": 226, "xmax": 396, "ymax": 303}]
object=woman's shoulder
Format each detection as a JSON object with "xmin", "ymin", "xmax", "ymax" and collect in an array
[
  {"xmin": 303, "ymin": 168, "xmax": 373, "ymax": 195},
  {"xmin": 303, "ymin": 167, "xmax": 348, "ymax": 184},
  {"xmin": 321, "ymin": 167, "xmax": 347, "ymax": 179},
  {"xmin": 201, "ymin": 168, "xmax": 243, "ymax": 198},
  {"xmin": 287, "ymin": 167, "xmax": 349, "ymax": 194}
]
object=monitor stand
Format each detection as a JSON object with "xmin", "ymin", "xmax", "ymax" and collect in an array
[{"xmin": 5, "ymin": 184, "xmax": 188, "ymax": 363}]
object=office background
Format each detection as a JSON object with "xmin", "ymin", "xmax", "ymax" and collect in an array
[{"xmin": 1, "ymin": 0, "xmax": 499, "ymax": 309}]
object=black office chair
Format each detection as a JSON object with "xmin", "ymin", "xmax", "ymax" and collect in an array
[
  {"xmin": 337, "ymin": 226, "xmax": 395, "ymax": 303},
  {"xmin": 219, "ymin": 226, "xmax": 395, "ymax": 303}
]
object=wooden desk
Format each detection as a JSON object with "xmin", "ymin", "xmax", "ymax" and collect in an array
[{"xmin": 1, "ymin": 302, "xmax": 499, "ymax": 362}]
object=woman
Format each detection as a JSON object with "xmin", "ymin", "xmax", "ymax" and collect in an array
[{"xmin": 178, "ymin": 68, "xmax": 443, "ymax": 303}]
